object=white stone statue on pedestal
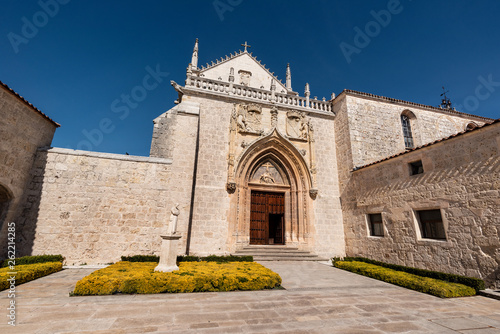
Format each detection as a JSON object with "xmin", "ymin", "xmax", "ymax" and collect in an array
[
  {"xmin": 155, "ymin": 203, "xmax": 182, "ymax": 273},
  {"xmin": 168, "ymin": 203, "xmax": 180, "ymax": 234}
]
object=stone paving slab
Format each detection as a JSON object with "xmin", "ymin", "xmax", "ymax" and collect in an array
[{"xmin": 0, "ymin": 261, "xmax": 499, "ymax": 333}]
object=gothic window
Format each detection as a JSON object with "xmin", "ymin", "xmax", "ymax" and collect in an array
[
  {"xmin": 416, "ymin": 209, "xmax": 446, "ymax": 240},
  {"xmin": 401, "ymin": 114, "xmax": 414, "ymax": 149},
  {"xmin": 367, "ymin": 213, "xmax": 384, "ymax": 237}
]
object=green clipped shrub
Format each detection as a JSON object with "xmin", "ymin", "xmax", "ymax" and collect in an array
[
  {"xmin": 121, "ymin": 255, "xmax": 159, "ymax": 262},
  {"xmin": 2, "ymin": 254, "xmax": 64, "ymax": 268},
  {"xmin": 333, "ymin": 257, "xmax": 484, "ymax": 292},
  {"xmin": 121, "ymin": 254, "xmax": 253, "ymax": 263},
  {"xmin": 334, "ymin": 261, "xmax": 476, "ymax": 298},
  {"xmin": 0, "ymin": 262, "xmax": 63, "ymax": 291},
  {"xmin": 73, "ymin": 261, "xmax": 280, "ymax": 295}
]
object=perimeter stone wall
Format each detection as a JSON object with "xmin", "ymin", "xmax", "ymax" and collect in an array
[
  {"xmin": 19, "ymin": 149, "xmax": 180, "ymax": 265},
  {"xmin": 0, "ymin": 86, "xmax": 57, "ymax": 255},
  {"xmin": 342, "ymin": 122, "xmax": 500, "ymax": 288}
]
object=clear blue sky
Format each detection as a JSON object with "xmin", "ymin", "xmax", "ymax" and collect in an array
[{"xmin": 2, "ymin": 0, "xmax": 499, "ymax": 156}]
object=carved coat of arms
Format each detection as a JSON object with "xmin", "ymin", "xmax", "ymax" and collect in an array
[
  {"xmin": 235, "ymin": 103, "xmax": 262, "ymax": 134},
  {"xmin": 286, "ymin": 111, "xmax": 309, "ymax": 140}
]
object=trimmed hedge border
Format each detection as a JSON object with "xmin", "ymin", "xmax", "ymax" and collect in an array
[
  {"xmin": 332, "ymin": 257, "xmax": 484, "ymax": 292},
  {"xmin": 121, "ymin": 254, "xmax": 253, "ymax": 263},
  {"xmin": 334, "ymin": 261, "xmax": 476, "ymax": 298},
  {"xmin": 0, "ymin": 262, "xmax": 63, "ymax": 291},
  {"xmin": 1, "ymin": 254, "xmax": 64, "ymax": 268},
  {"xmin": 73, "ymin": 261, "xmax": 281, "ymax": 295}
]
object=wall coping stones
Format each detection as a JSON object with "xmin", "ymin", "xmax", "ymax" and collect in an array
[{"xmin": 39, "ymin": 147, "xmax": 173, "ymax": 164}]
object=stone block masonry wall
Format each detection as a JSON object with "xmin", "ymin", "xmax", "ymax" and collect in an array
[
  {"xmin": 150, "ymin": 99, "xmax": 200, "ymax": 254},
  {"xmin": 186, "ymin": 95, "xmax": 233, "ymax": 256},
  {"xmin": 342, "ymin": 122, "xmax": 500, "ymax": 288},
  {"xmin": 309, "ymin": 114, "xmax": 345, "ymax": 257},
  {"xmin": 0, "ymin": 86, "xmax": 57, "ymax": 256},
  {"xmin": 338, "ymin": 94, "xmax": 489, "ymax": 170},
  {"xmin": 20, "ymin": 148, "xmax": 178, "ymax": 265}
]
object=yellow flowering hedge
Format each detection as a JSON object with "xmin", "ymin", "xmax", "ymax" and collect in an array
[
  {"xmin": 334, "ymin": 261, "xmax": 476, "ymax": 298},
  {"xmin": 0, "ymin": 262, "xmax": 63, "ymax": 291},
  {"xmin": 73, "ymin": 261, "xmax": 282, "ymax": 295}
]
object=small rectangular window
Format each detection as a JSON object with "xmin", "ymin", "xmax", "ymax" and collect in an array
[
  {"xmin": 368, "ymin": 213, "xmax": 384, "ymax": 237},
  {"xmin": 409, "ymin": 160, "xmax": 424, "ymax": 175},
  {"xmin": 417, "ymin": 209, "xmax": 446, "ymax": 240}
]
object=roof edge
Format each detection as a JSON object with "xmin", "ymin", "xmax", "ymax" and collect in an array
[
  {"xmin": 0, "ymin": 80, "xmax": 60, "ymax": 127},
  {"xmin": 353, "ymin": 119, "xmax": 500, "ymax": 171},
  {"xmin": 335, "ymin": 89, "xmax": 494, "ymax": 122},
  {"xmin": 199, "ymin": 50, "xmax": 287, "ymax": 90}
]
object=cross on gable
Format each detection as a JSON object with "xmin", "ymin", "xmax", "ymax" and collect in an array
[{"xmin": 241, "ymin": 41, "xmax": 251, "ymax": 52}]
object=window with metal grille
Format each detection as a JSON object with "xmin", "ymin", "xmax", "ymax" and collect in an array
[
  {"xmin": 401, "ymin": 114, "xmax": 414, "ymax": 149},
  {"xmin": 368, "ymin": 213, "xmax": 384, "ymax": 237},
  {"xmin": 417, "ymin": 209, "xmax": 446, "ymax": 240}
]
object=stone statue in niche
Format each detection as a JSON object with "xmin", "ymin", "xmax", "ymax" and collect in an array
[
  {"xmin": 167, "ymin": 203, "xmax": 180, "ymax": 234},
  {"xmin": 238, "ymin": 70, "xmax": 252, "ymax": 86},
  {"xmin": 235, "ymin": 103, "xmax": 262, "ymax": 134},
  {"xmin": 286, "ymin": 111, "xmax": 309, "ymax": 140}
]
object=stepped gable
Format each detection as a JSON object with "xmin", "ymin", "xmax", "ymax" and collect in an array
[{"xmin": 198, "ymin": 49, "xmax": 288, "ymax": 92}]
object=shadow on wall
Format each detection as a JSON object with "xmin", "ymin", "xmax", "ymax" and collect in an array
[
  {"xmin": 16, "ymin": 150, "xmax": 49, "ymax": 258},
  {"xmin": 0, "ymin": 183, "xmax": 13, "ymax": 257}
]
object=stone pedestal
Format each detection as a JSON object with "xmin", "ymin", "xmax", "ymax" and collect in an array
[{"xmin": 154, "ymin": 234, "xmax": 182, "ymax": 272}]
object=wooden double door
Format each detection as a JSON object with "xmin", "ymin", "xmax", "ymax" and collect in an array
[{"xmin": 250, "ymin": 191, "xmax": 285, "ymax": 245}]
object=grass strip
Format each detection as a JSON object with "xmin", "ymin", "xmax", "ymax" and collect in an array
[{"xmin": 334, "ymin": 261, "xmax": 476, "ymax": 298}]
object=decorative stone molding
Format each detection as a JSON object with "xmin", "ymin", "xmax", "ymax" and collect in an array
[
  {"xmin": 309, "ymin": 189, "xmax": 318, "ymax": 199},
  {"xmin": 286, "ymin": 111, "xmax": 310, "ymax": 141},
  {"xmin": 226, "ymin": 182, "xmax": 236, "ymax": 194},
  {"xmin": 270, "ymin": 106, "xmax": 278, "ymax": 128},
  {"xmin": 234, "ymin": 103, "xmax": 263, "ymax": 134}
]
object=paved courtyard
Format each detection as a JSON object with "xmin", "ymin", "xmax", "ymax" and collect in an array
[{"xmin": 1, "ymin": 261, "xmax": 499, "ymax": 333}]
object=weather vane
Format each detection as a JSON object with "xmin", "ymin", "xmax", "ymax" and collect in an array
[{"xmin": 439, "ymin": 86, "xmax": 453, "ymax": 110}]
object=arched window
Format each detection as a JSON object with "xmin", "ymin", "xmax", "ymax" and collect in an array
[
  {"xmin": 466, "ymin": 122, "xmax": 478, "ymax": 131},
  {"xmin": 401, "ymin": 114, "xmax": 414, "ymax": 149}
]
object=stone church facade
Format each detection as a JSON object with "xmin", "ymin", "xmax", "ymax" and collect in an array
[{"xmin": 1, "ymin": 40, "xmax": 498, "ymax": 288}]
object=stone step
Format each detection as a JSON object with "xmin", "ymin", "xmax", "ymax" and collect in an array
[
  {"xmin": 240, "ymin": 246, "xmax": 299, "ymax": 250},
  {"xmin": 234, "ymin": 250, "xmax": 310, "ymax": 255},
  {"xmin": 232, "ymin": 245, "xmax": 327, "ymax": 262}
]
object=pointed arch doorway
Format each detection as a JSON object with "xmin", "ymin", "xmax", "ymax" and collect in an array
[
  {"xmin": 248, "ymin": 158, "xmax": 289, "ymax": 245},
  {"xmin": 250, "ymin": 190, "xmax": 285, "ymax": 245},
  {"xmin": 229, "ymin": 129, "xmax": 314, "ymax": 249}
]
